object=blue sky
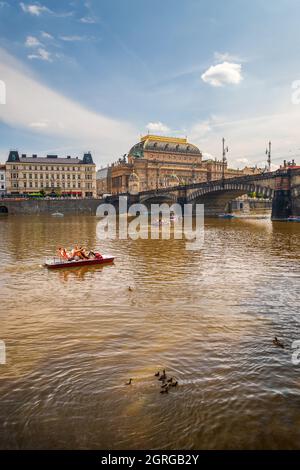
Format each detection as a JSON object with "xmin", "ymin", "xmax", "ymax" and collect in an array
[{"xmin": 1, "ymin": 0, "xmax": 300, "ymax": 167}]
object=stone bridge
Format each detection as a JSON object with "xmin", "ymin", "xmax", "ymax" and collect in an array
[
  {"xmin": 111, "ymin": 168, "xmax": 300, "ymax": 219},
  {"xmin": 1, "ymin": 169, "xmax": 299, "ymax": 219}
]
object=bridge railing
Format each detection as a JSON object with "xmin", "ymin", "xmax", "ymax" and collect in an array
[{"xmin": 137, "ymin": 170, "xmax": 279, "ymax": 196}]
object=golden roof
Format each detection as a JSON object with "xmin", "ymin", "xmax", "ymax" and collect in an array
[{"xmin": 140, "ymin": 134, "xmax": 187, "ymax": 144}]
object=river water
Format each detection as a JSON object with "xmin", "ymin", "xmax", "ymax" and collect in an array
[{"xmin": 0, "ymin": 214, "xmax": 299, "ymax": 449}]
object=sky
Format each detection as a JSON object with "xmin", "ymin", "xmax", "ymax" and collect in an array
[{"xmin": 1, "ymin": 0, "xmax": 300, "ymax": 168}]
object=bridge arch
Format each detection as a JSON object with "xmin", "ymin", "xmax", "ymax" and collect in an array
[
  {"xmin": 139, "ymin": 193, "xmax": 178, "ymax": 207},
  {"xmin": 187, "ymin": 183, "xmax": 273, "ymax": 216},
  {"xmin": 0, "ymin": 205, "xmax": 8, "ymax": 214},
  {"xmin": 187, "ymin": 182, "xmax": 273, "ymax": 203}
]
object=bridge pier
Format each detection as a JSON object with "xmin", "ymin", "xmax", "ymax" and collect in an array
[{"xmin": 271, "ymin": 172, "xmax": 292, "ymax": 220}]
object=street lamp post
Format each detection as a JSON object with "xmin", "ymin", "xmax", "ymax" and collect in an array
[
  {"xmin": 222, "ymin": 137, "xmax": 229, "ymax": 185},
  {"xmin": 266, "ymin": 141, "xmax": 271, "ymax": 171}
]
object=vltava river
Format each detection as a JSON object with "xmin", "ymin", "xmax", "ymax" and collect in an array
[{"xmin": 0, "ymin": 215, "xmax": 299, "ymax": 449}]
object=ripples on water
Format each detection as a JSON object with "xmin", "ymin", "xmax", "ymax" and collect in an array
[{"xmin": 0, "ymin": 215, "xmax": 300, "ymax": 449}]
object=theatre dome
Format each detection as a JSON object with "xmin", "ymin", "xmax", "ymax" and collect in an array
[{"xmin": 129, "ymin": 135, "xmax": 201, "ymax": 158}]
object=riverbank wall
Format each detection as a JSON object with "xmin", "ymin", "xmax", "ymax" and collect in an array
[
  {"xmin": 0, "ymin": 199, "xmax": 103, "ymax": 215},
  {"xmin": 229, "ymin": 198, "xmax": 272, "ymax": 214},
  {"xmin": 0, "ymin": 197, "xmax": 274, "ymax": 216}
]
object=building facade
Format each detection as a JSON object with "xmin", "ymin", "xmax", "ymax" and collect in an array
[
  {"xmin": 0, "ymin": 164, "xmax": 6, "ymax": 196},
  {"xmin": 108, "ymin": 135, "xmax": 261, "ymax": 194},
  {"xmin": 110, "ymin": 135, "xmax": 211, "ymax": 194},
  {"xmin": 5, "ymin": 151, "xmax": 96, "ymax": 198},
  {"xmin": 96, "ymin": 167, "xmax": 112, "ymax": 196},
  {"xmin": 0, "ymin": 163, "xmax": 6, "ymax": 197}
]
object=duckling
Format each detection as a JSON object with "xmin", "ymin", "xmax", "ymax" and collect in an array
[
  {"xmin": 171, "ymin": 381, "xmax": 178, "ymax": 387},
  {"xmin": 128, "ymin": 286, "xmax": 133, "ymax": 292},
  {"xmin": 167, "ymin": 377, "xmax": 173, "ymax": 383},
  {"xmin": 125, "ymin": 378, "xmax": 133, "ymax": 385},
  {"xmin": 160, "ymin": 386, "xmax": 169, "ymax": 394},
  {"xmin": 161, "ymin": 383, "xmax": 168, "ymax": 388},
  {"xmin": 158, "ymin": 369, "xmax": 166, "ymax": 381},
  {"xmin": 273, "ymin": 337, "xmax": 284, "ymax": 349},
  {"xmin": 154, "ymin": 371, "xmax": 160, "ymax": 377}
]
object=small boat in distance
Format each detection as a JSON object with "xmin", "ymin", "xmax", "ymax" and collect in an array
[
  {"xmin": 218, "ymin": 213, "xmax": 235, "ymax": 219},
  {"xmin": 51, "ymin": 212, "xmax": 64, "ymax": 217},
  {"xmin": 45, "ymin": 255, "xmax": 114, "ymax": 269}
]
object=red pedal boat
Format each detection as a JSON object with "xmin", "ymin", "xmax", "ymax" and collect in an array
[{"xmin": 44, "ymin": 255, "xmax": 114, "ymax": 269}]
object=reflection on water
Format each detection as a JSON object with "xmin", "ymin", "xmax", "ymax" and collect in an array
[{"xmin": 0, "ymin": 215, "xmax": 300, "ymax": 449}]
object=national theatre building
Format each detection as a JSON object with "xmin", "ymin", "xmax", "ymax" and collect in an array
[{"xmin": 105, "ymin": 134, "xmax": 260, "ymax": 195}]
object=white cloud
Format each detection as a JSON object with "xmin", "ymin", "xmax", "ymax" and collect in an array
[
  {"xmin": 25, "ymin": 35, "xmax": 42, "ymax": 47},
  {"xmin": 146, "ymin": 121, "xmax": 170, "ymax": 133},
  {"xmin": 20, "ymin": 2, "xmax": 50, "ymax": 16},
  {"xmin": 41, "ymin": 31, "xmax": 53, "ymax": 39},
  {"xmin": 202, "ymin": 152, "xmax": 215, "ymax": 160},
  {"xmin": 0, "ymin": 47, "xmax": 137, "ymax": 165},
  {"xmin": 60, "ymin": 35, "xmax": 85, "ymax": 42},
  {"xmin": 20, "ymin": 2, "xmax": 73, "ymax": 18},
  {"xmin": 80, "ymin": 16, "xmax": 97, "ymax": 24},
  {"xmin": 188, "ymin": 121, "xmax": 211, "ymax": 138},
  {"xmin": 29, "ymin": 121, "xmax": 48, "ymax": 128},
  {"xmin": 214, "ymin": 52, "xmax": 245, "ymax": 63},
  {"xmin": 28, "ymin": 47, "xmax": 52, "ymax": 62},
  {"xmin": 201, "ymin": 62, "xmax": 243, "ymax": 87},
  {"xmin": 236, "ymin": 157, "xmax": 250, "ymax": 165}
]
